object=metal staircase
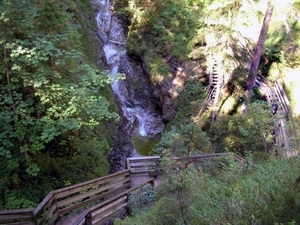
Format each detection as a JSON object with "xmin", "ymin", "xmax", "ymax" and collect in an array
[
  {"xmin": 197, "ymin": 53, "xmax": 295, "ymax": 156},
  {"xmin": 254, "ymin": 74, "xmax": 293, "ymax": 156},
  {"xmin": 254, "ymin": 74, "xmax": 290, "ymax": 116},
  {"xmin": 198, "ymin": 54, "xmax": 223, "ymax": 121}
]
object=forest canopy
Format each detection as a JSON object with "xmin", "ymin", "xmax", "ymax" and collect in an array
[
  {"xmin": 1, "ymin": 3, "xmax": 300, "ymax": 225},
  {"xmin": 113, "ymin": 0, "xmax": 300, "ymax": 224},
  {"xmin": 0, "ymin": 0, "xmax": 119, "ymax": 209}
]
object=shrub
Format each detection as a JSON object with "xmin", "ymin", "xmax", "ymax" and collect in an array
[{"xmin": 209, "ymin": 101, "xmax": 276, "ymax": 155}]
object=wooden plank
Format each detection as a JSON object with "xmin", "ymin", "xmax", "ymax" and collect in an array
[
  {"xmin": 91, "ymin": 196, "xmax": 127, "ymax": 222},
  {"xmin": 127, "ymin": 156, "xmax": 160, "ymax": 163},
  {"xmin": 130, "ymin": 170, "xmax": 156, "ymax": 174},
  {"xmin": 126, "ymin": 158, "xmax": 131, "ymax": 170},
  {"xmin": 72, "ymin": 178, "xmax": 153, "ymax": 225},
  {"xmin": 275, "ymin": 80, "xmax": 290, "ymax": 115},
  {"xmin": 56, "ymin": 182, "xmax": 130, "ymax": 217},
  {"xmin": 56, "ymin": 182, "xmax": 131, "ymax": 219},
  {"xmin": 172, "ymin": 153, "xmax": 244, "ymax": 164},
  {"xmin": 128, "ymin": 156, "xmax": 160, "ymax": 161},
  {"xmin": 233, "ymin": 154, "xmax": 245, "ymax": 163},
  {"xmin": 85, "ymin": 178, "xmax": 152, "ymax": 215},
  {"xmin": 82, "ymin": 192, "xmax": 128, "ymax": 217},
  {"xmin": 273, "ymin": 84, "xmax": 285, "ymax": 112},
  {"xmin": 57, "ymin": 170, "xmax": 130, "ymax": 193},
  {"xmin": 47, "ymin": 210, "xmax": 59, "ymax": 225},
  {"xmin": 94, "ymin": 206, "xmax": 125, "ymax": 225},
  {"xmin": 2, "ymin": 221, "xmax": 35, "ymax": 225},
  {"xmin": 92, "ymin": 179, "xmax": 154, "ymax": 224},
  {"xmin": 56, "ymin": 176, "xmax": 131, "ymax": 209},
  {"xmin": 172, "ymin": 153, "xmax": 222, "ymax": 161},
  {"xmin": 54, "ymin": 170, "xmax": 130, "ymax": 199},
  {"xmin": 0, "ymin": 208, "xmax": 34, "ymax": 220},
  {"xmin": 37, "ymin": 202, "xmax": 58, "ymax": 225},
  {"xmin": 93, "ymin": 202, "xmax": 127, "ymax": 225},
  {"xmin": 72, "ymin": 210, "xmax": 87, "ymax": 225},
  {"xmin": 130, "ymin": 163, "xmax": 157, "ymax": 168},
  {"xmin": 33, "ymin": 192, "xmax": 55, "ymax": 219}
]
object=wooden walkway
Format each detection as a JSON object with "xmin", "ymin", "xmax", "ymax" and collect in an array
[
  {"xmin": 0, "ymin": 153, "xmax": 243, "ymax": 225},
  {"xmin": 57, "ymin": 173, "xmax": 156, "ymax": 225}
]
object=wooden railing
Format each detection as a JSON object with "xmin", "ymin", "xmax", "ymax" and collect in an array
[
  {"xmin": 73, "ymin": 179, "xmax": 153, "ymax": 225},
  {"xmin": 0, "ymin": 169, "xmax": 133, "ymax": 225},
  {"xmin": 0, "ymin": 208, "xmax": 35, "ymax": 225},
  {"xmin": 173, "ymin": 152, "xmax": 245, "ymax": 164},
  {"xmin": 126, "ymin": 156, "xmax": 161, "ymax": 177},
  {"xmin": 0, "ymin": 153, "xmax": 243, "ymax": 224}
]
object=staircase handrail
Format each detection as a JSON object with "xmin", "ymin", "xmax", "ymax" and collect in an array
[
  {"xmin": 126, "ymin": 156, "xmax": 161, "ymax": 175},
  {"xmin": 0, "ymin": 153, "xmax": 244, "ymax": 224},
  {"xmin": 172, "ymin": 152, "xmax": 245, "ymax": 164},
  {"xmin": 0, "ymin": 208, "xmax": 35, "ymax": 225},
  {"xmin": 73, "ymin": 178, "xmax": 154, "ymax": 225}
]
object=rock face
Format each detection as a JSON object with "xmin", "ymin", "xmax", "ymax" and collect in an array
[
  {"xmin": 92, "ymin": 0, "xmax": 165, "ymax": 173},
  {"xmin": 109, "ymin": 53, "xmax": 166, "ymax": 173},
  {"xmin": 151, "ymin": 60, "xmax": 188, "ymax": 122}
]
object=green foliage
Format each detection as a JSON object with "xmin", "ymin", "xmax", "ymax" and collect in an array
[
  {"xmin": 34, "ymin": 1, "xmax": 70, "ymax": 34},
  {"xmin": 119, "ymin": 157, "xmax": 300, "ymax": 225},
  {"xmin": 169, "ymin": 80, "xmax": 206, "ymax": 126},
  {"xmin": 51, "ymin": 137, "xmax": 110, "ymax": 187},
  {"xmin": 154, "ymin": 123, "xmax": 211, "ymax": 158},
  {"xmin": 4, "ymin": 191, "xmax": 37, "ymax": 210},
  {"xmin": 154, "ymin": 167, "xmax": 198, "ymax": 225},
  {"xmin": 0, "ymin": 0, "xmax": 116, "ymax": 209},
  {"xmin": 127, "ymin": 184, "xmax": 157, "ymax": 216},
  {"xmin": 125, "ymin": 0, "xmax": 200, "ymax": 80},
  {"xmin": 209, "ymin": 101, "xmax": 276, "ymax": 155}
]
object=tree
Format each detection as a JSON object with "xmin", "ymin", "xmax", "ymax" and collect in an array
[
  {"xmin": 241, "ymin": 0, "xmax": 274, "ymax": 115},
  {"xmin": 210, "ymin": 101, "xmax": 276, "ymax": 156},
  {"xmin": 0, "ymin": 0, "xmax": 118, "ymax": 208},
  {"xmin": 154, "ymin": 123, "xmax": 211, "ymax": 168}
]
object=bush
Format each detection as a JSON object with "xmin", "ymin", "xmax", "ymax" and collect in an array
[
  {"xmin": 153, "ymin": 123, "xmax": 212, "ymax": 158},
  {"xmin": 118, "ymin": 157, "xmax": 300, "ymax": 225},
  {"xmin": 209, "ymin": 101, "xmax": 276, "ymax": 155}
]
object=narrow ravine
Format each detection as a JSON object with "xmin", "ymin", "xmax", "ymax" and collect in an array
[{"xmin": 91, "ymin": 0, "xmax": 165, "ymax": 171}]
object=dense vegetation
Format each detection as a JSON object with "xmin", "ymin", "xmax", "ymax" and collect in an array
[
  {"xmin": 113, "ymin": 0, "xmax": 300, "ymax": 224},
  {"xmin": 0, "ymin": 0, "xmax": 119, "ymax": 209},
  {"xmin": 117, "ymin": 157, "xmax": 300, "ymax": 224},
  {"xmin": 2, "ymin": 0, "xmax": 300, "ymax": 224},
  {"xmin": 113, "ymin": 0, "xmax": 300, "ymax": 154}
]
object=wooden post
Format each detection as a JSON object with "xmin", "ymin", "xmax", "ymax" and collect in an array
[{"xmin": 85, "ymin": 212, "xmax": 92, "ymax": 225}]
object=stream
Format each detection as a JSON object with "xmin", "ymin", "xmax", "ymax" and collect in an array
[{"xmin": 91, "ymin": 0, "xmax": 165, "ymax": 160}]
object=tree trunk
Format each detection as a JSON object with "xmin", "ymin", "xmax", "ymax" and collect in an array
[{"xmin": 241, "ymin": 0, "xmax": 274, "ymax": 115}]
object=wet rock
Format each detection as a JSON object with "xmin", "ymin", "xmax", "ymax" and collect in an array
[{"xmin": 93, "ymin": 0, "xmax": 166, "ymax": 173}]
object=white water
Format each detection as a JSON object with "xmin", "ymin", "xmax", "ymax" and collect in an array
[{"xmin": 92, "ymin": 0, "xmax": 164, "ymax": 138}]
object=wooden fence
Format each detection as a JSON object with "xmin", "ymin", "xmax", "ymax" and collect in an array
[
  {"xmin": 172, "ymin": 152, "xmax": 245, "ymax": 164},
  {"xmin": 0, "ymin": 169, "xmax": 136, "ymax": 225},
  {"xmin": 0, "ymin": 153, "xmax": 243, "ymax": 224},
  {"xmin": 73, "ymin": 179, "xmax": 153, "ymax": 225},
  {"xmin": 127, "ymin": 156, "xmax": 161, "ymax": 177},
  {"xmin": 0, "ymin": 208, "xmax": 35, "ymax": 225},
  {"xmin": 126, "ymin": 153, "xmax": 244, "ymax": 176}
]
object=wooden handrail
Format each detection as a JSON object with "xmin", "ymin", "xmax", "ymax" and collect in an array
[
  {"xmin": 0, "ymin": 170, "xmax": 133, "ymax": 225},
  {"xmin": 73, "ymin": 178, "xmax": 154, "ymax": 225},
  {"xmin": 32, "ymin": 169, "xmax": 130, "ymax": 225},
  {"xmin": 172, "ymin": 153, "xmax": 245, "ymax": 164},
  {"xmin": 0, "ymin": 208, "xmax": 35, "ymax": 225},
  {"xmin": 127, "ymin": 156, "xmax": 161, "ymax": 176},
  {"xmin": 0, "ymin": 153, "xmax": 244, "ymax": 224}
]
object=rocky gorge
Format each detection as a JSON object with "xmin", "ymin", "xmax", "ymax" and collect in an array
[{"xmin": 90, "ymin": 0, "xmax": 188, "ymax": 172}]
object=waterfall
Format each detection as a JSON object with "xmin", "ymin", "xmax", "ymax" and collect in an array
[{"xmin": 91, "ymin": 0, "xmax": 165, "ymax": 156}]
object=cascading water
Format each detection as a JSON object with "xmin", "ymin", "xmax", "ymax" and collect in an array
[{"xmin": 91, "ymin": 0, "xmax": 165, "ymax": 158}]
